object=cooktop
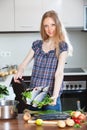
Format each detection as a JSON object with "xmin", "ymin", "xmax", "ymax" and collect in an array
[{"xmin": 64, "ymin": 68, "xmax": 84, "ymax": 73}]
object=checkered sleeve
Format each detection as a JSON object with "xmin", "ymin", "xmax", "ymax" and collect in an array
[
  {"xmin": 59, "ymin": 42, "xmax": 68, "ymax": 53},
  {"xmin": 32, "ymin": 40, "xmax": 41, "ymax": 52}
]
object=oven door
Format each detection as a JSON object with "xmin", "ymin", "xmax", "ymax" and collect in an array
[{"xmin": 61, "ymin": 90, "xmax": 87, "ymax": 111}]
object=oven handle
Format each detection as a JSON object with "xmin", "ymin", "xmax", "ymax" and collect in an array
[{"xmin": 63, "ymin": 89, "xmax": 87, "ymax": 94}]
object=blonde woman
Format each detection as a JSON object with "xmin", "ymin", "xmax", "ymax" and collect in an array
[{"xmin": 14, "ymin": 10, "xmax": 73, "ymax": 111}]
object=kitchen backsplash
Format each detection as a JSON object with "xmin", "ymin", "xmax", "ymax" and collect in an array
[{"xmin": 0, "ymin": 30, "xmax": 87, "ymax": 70}]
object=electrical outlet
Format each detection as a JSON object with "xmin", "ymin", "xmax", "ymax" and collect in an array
[
  {"xmin": 5, "ymin": 51, "xmax": 11, "ymax": 57},
  {"xmin": 0, "ymin": 51, "xmax": 5, "ymax": 57},
  {"xmin": 0, "ymin": 51, "xmax": 11, "ymax": 57}
]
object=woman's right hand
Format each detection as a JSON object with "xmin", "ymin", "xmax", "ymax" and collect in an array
[{"xmin": 14, "ymin": 69, "xmax": 23, "ymax": 83}]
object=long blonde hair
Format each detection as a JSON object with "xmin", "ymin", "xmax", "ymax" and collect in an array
[{"xmin": 40, "ymin": 10, "xmax": 73, "ymax": 57}]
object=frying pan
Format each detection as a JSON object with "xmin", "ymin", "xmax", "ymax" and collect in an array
[{"xmin": 17, "ymin": 78, "xmax": 33, "ymax": 91}]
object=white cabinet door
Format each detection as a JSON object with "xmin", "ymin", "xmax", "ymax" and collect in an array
[
  {"xmin": 83, "ymin": 0, "xmax": 87, "ymax": 5},
  {"xmin": 15, "ymin": 0, "xmax": 42, "ymax": 31},
  {"xmin": 42, "ymin": 0, "xmax": 84, "ymax": 28},
  {"xmin": 42, "ymin": 0, "xmax": 61, "ymax": 14},
  {"xmin": 60, "ymin": 0, "xmax": 84, "ymax": 28},
  {"xmin": 0, "ymin": 0, "xmax": 14, "ymax": 31}
]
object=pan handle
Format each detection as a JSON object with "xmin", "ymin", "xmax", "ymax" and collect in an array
[
  {"xmin": 17, "ymin": 78, "xmax": 33, "ymax": 91},
  {"xmin": 17, "ymin": 78, "xmax": 29, "ymax": 90}
]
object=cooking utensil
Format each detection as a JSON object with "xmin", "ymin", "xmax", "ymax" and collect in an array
[
  {"xmin": 0, "ymin": 66, "xmax": 9, "ymax": 70},
  {"xmin": 17, "ymin": 78, "xmax": 32, "ymax": 91},
  {"xmin": 28, "ymin": 120, "xmax": 57, "ymax": 125},
  {"xmin": 33, "ymin": 112, "xmax": 70, "ymax": 120},
  {"xmin": 0, "ymin": 100, "xmax": 19, "ymax": 119},
  {"xmin": 77, "ymin": 100, "xmax": 81, "ymax": 110},
  {"xmin": 18, "ymin": 78, "xmax": 44, "ymax": 105},
  {"xmin": 17, "ymin": 78, "xmax": 51, "ymax": 108}
]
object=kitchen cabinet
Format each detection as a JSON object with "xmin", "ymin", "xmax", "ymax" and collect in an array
[
  {"xmin": 42, "ymin": 0, "xmax": 61, "ymax": 14},
  {"xmin": 84, "ymin": 0, "xmax": 87, "ymax": 5},
  {"xmin": 0, "ymin": 0, "xmax": 84, "ymax": 32},
  {"xmin": 14, "ymin": 0, "xmax": 84, "ymax": 31},
  {"xmin": 42, "ymin": 0, "xmax": 84, "ymax": 28},
  {"xmin": 59, "ymin": 0, "xmax": 84, "ymax": 28},
  {"xmin": 0, "ymin": 0, "xmax": 14, "ymax": 31},
  {"xmin": 14, "ymin": 0, "xmax": 42, "ymax": 31}
]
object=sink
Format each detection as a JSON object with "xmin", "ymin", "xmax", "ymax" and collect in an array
[{"xmin": 64, "ymin": 68, "xmax": 84, "ymax": 73}]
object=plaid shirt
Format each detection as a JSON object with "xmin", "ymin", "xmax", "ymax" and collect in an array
[{"xmin": 30, "ymin": 40, "xmax": 68, "ymax": 96}]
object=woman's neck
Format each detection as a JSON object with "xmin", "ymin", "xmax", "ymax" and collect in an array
[
  {"xmin": 46, "ymin": 38, "xmax": 54, "ymax": 45},
  {"xmin": 42, "ymin": 38, "xmax": 55, "ymax": 53}
]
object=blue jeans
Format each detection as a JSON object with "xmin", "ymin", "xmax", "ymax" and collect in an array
[{"xmin": 43, "ymin": 97, "xmax": 62, "ymax": 111}]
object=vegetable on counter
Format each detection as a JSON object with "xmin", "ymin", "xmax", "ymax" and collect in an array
[
  {"xmin": 0, "ymin": 65, "xmax": 17, "ymax": 77},
  {"xmin": 23, "ymin": 112, "xmax": 31, "ymax": 121},
  {"xmin": 57, "ymin": 120, "xmax": 66, "ymax": 128},
  {"xmin": 70, "ymin": 110, "xmax": 86, "ymax": 123},
  {"xmin": 65, "ymin": 118, "xmax": 75, "ymax": 127},
  {"xmin": 0, "ymin": 84, "xmax": 9, "ymax": 98},
  {"xmin": 22, "ymin": 109, "xmax": 87, "ymax": 128},
  {"xmin": 74, "ymin": 123, "xmax": 82, "ymax": 128},
  {"xmin": 70, "ymin": 110, "xmax": 87, "ymax": 128}
]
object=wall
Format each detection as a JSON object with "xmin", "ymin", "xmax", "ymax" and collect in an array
[
  {"xmin": 0, "ymin": 33, "xmax": 41, "ymax": 71},
  {"xmin": 0, "ymin": 31, "xmax": 87, "ymax": 71},
  {"xmin": 65, "ymin": 30, "xmax": 87, "ymax": 68}
]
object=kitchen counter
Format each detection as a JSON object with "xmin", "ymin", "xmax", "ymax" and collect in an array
[
  {"xmin": 24, "ymin": 68, "xmax": 87, "ymax": 76},
  {"xmin": 0, "ymin": 114, "xmax": 87, "ymax": 130},
  {"xmin": 64, "ymin": 68, "xmax": 87, "ymax": 76},
  {"xmin": 0, "ymin": 68, "xmax": 87, "ymax": 87},
  {"xmin": 0, "ymin": 67, "xmax": 87, "ymax": 86}
]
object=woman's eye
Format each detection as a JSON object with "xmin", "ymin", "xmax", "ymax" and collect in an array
[
  {"xmin": 51, "ymin": 24, "xmax": 56, "ymax": 26},
  {"xmin": 44, "ymin": 25, "xmax": 48, "ymax": 28},
  {"xmin": 44, "ymin": 24, "xmax": 56, "ymax": 29}
]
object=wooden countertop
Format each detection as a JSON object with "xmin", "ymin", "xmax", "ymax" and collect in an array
[{"xmin": 0, "ymin": 114, "xmax": 87, "ymax": 130}]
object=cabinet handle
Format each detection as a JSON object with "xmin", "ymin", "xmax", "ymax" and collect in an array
[{"xmin": 20, "ymin": 25, "xmax": 33, "ymax": 28}]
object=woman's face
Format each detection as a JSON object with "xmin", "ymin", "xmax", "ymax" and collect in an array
[{"xmin": 43, "ymin": 17, "xmax": 56, "ymax": 38}]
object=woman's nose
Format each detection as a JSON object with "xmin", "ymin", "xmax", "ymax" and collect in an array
[{"xmin": 48, "ymin": 26, "xmax": 52, "ymax": 31}]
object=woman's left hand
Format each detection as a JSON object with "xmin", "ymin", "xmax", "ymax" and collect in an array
[{"xmin": 49, "ymin": 96, "xmax": 57, "ymax": 106}]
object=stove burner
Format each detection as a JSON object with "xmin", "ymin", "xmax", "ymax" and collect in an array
[{"xmin": 64, "ymin": 68, "xmax": 84, "ymax": 73}]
